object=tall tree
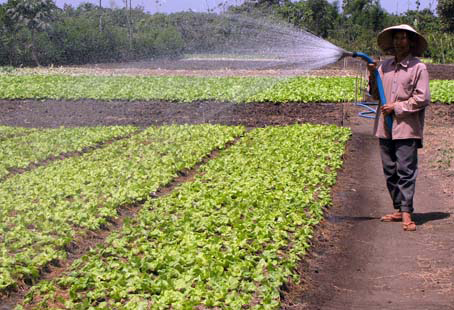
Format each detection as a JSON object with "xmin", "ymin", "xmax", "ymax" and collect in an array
[
  {"xmin": 342, "ymin": 0, "xmax": 385, "ymax": 31},
  {"xmin": 278, "ymin": 0, "xmax": 339, "ymax": 38},
  {"xmin": 437, "ymin": 0, "xmax": 454, "ymax": 32},
  {"xmin": 99, "ymin": 0, "xmax": 102, "ymax": 32},
  {"xmin": 246, "ymin": 0, "xmax": 285, "ymax": 5},
  {"xmin": 124, "ymin": 0, "xmax": 133, "ymax": 51},
  {"xmin": 0, "ymin": 4, "xmax": 14, "ymax": 64},
  {"xmin": 231, "ymin": 0, "xmax": 288, "ymax": 13},
  {"xmin": 6, "ymin": 0, "xmax": 57, "ymax": 66}
]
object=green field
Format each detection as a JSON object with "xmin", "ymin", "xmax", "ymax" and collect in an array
[
  {"xmin": 0, "ymin": 75, "xmax": 452, "ymax": 103},
  {"xmin": 0, "ymin": 122, "xmax": 351, "ymax": 309},
  {"xmin": 13, "ymin": 124, "xmax": 350, "ymax": 308},
  {"xmin": 0, "ymin": 125, "xmax": 244, "ymax": 293}
]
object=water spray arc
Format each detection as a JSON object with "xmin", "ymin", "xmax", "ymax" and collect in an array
[
  {"xmin": 340, "ymin": 51, "xmax": 393, "ymax": 132},
  {"xmin": 174, "ymin": 14, "xmax": 393, "ymax": 133},
  {"xmin": 218, "ymin": 16, "xmax": 392, "ymax": 132}
]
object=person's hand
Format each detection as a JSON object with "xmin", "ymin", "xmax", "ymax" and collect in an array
[
  {"xmin": 367, "ymin": 61, "xmax": 378, "ymax": 82},
  {"xmin": 367, "ymin": 62, "xmax": 378, "ymax": 74},
  {"xmin": 381, "ymin": 102, "xmax": 395, "ymax": 115}
]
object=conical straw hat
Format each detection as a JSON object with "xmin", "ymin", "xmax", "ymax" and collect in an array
[{"xmin": 377, "ymin": 24, "xmax": 428, "ymax": 56}]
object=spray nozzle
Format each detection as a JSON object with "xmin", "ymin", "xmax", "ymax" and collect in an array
[{"xmin": 341, "ymin": 50, "xmax": 354, "ymax": 58}]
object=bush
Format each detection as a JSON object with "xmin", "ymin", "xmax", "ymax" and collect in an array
[{"xmin": 426, "ymin": 32, "xmax": 454, "ymax": 64}]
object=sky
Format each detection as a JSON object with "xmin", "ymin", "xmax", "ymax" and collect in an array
[{"xmin": 0, "ymin": 0, "xmax": 439, "ymax": 15}]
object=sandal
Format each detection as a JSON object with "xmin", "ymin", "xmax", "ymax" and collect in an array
[
  {"xmin": 403, "ymin": 221, "xmax": 416, "ymax": 231},
  {"xmin": 380, "ymin": 212, "xmax": 402, "ymax": 222}
]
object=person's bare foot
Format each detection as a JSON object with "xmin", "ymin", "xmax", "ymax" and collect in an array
[
  {"xmin": 380, "ymin": 212, "xmax": 402, "ymax": 222},
  {"xmin": 402, "ymin": 212, "xmax": 416, "ymax": 231}
]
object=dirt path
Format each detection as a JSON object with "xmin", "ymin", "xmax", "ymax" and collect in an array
[{"xmin": 286, "ymin": 104, "xmax": 454, "ymax": 309}]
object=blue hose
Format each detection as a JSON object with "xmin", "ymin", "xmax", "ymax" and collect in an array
[
  {"xmin": 351, "ymin": 52, "xmax": 393, "ymax": 132},
  {"xmin": 356, "ymin": 102, "xmax": 378, "ymax": 119}
]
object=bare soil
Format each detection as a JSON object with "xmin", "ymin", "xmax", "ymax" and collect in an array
[
  {"xmin": 0, "ymin": 61, "xmax": 453, "ymax": 309},
  {"xmin": 0, "ymin": 100, "xmax": 343, "ymax": 128}
]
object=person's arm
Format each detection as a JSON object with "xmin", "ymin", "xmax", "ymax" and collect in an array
[
  {"xmin": 367, "ymin": 62, "xmax": 379, "ymax": 100},
  {"xmin": 393, "ymin": 65, "xmax": 430, "ymax": 117}
]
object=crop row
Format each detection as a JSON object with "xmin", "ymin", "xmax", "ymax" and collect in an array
[
  {"xmin": 0, "ymin": 126, "xmax": 137, "ymax": 179},
  {"xmin": 0, "ymin": 75, "xmax": 452, "ymax": 103},
  {"xmin": 0, "ymin": 124, "xmax": 245, "ymax": 292},
  {"xmin": 248, "ymin": 77, "xmax": 356, "ymax": 103},
  {"xmin": 0, "ymin": 125, "xmax": 36, "ymax": 141},
  {"xmin": 0, "ymin": 75, "xmax": 276, "ymax": 103},
  {"xmin": 430, "ymin": 80, "xmax": 454, "ymax": 104},
  {"xmin": 24, "ymin": 124, "xmax": 351, "ymax": 309}
]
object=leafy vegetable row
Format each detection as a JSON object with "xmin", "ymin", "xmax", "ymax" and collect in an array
[
  {"xmin": 0, "ymin": 75, "xmax": 451, "ymax": 103},
  {"xmin": 0, "ymin": 124, "xmax": 244, "ymax": 293},
  {"xmin": 248, "ymin": 76, "xmax": 356, "ymax": 103},
  {"xmin": 25, "ymin": 124, "xmax": 351, "ymax": 309},
  {"xmin": 0, "ymin": 125, "xmax": 36, "ymax": 141},
  {"xmin": 0, "ymin": 126, "xmax": 137, "ymax": 179},
  {"xmin": 430, "ymin": 80, "xmax": 454, "ymax": 104},
  {"xmin": 0, "ymin": 75, "xmax": 275, "ymax": 103}
]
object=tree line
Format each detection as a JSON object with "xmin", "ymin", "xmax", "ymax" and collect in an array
[{"xmin": 0, "ymin": 0, "xmax": 453, "ymax": 67}]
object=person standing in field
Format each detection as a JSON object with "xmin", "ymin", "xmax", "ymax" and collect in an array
[{"xmin": 368, "ymin": 24, "xmax": 430, "ymax": 231}]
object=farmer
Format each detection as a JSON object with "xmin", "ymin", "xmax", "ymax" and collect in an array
[{"xmin": 367, "ymin": 24, "xmax": 430, "ymax": 231}]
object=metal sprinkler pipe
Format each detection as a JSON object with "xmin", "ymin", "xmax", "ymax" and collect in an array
[{"xmin": 342, "ymin": 51, "xmax": 393, "ymax": 133}]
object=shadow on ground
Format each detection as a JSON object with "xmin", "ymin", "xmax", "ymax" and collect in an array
[{"xmin": 413, "ymin": 212, "xmax": 451, "ymax": 225}]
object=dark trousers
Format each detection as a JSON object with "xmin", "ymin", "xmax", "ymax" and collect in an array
[{"xmin": 379, "ymin": 139, "xmax": 419, "ymax": 213}]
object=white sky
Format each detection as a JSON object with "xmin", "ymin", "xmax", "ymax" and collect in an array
[{"xmin": 0, "ymin": 0, "xmax": 439, "ymax": 15}]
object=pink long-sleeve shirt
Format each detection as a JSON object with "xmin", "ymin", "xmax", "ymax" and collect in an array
[{"xmin": 372, "ymin": 55, "xmax": 430, "ymax": 143}]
